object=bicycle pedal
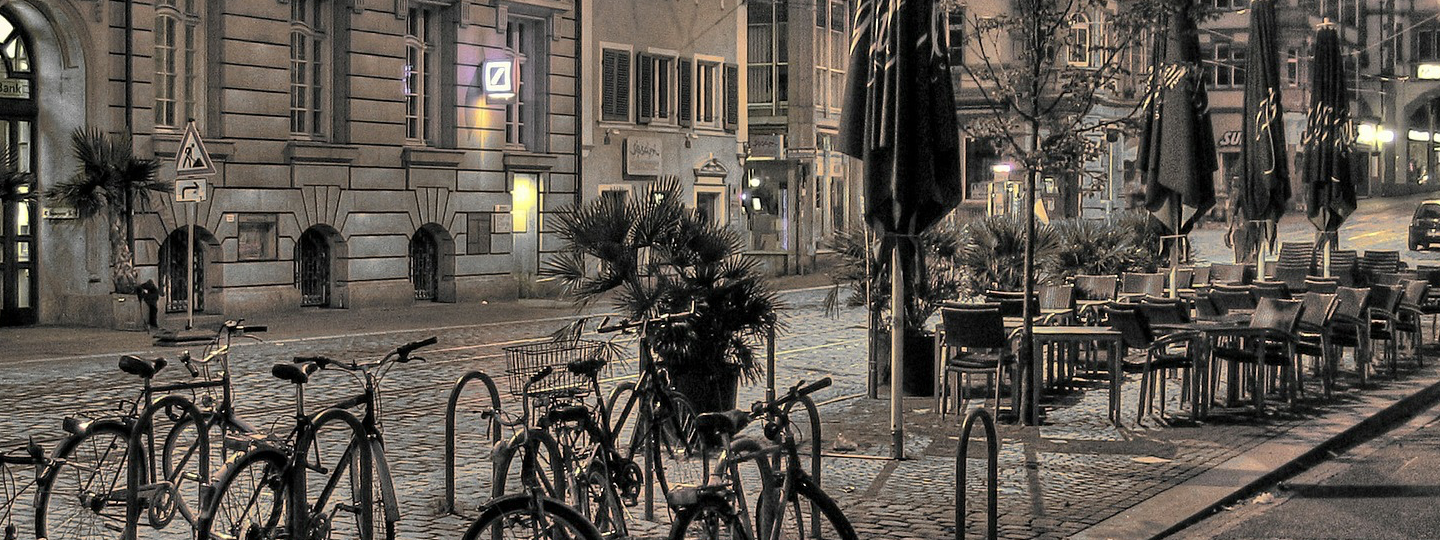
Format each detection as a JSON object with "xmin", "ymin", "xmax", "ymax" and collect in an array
[{"xmin": 180, "ymin": 471, "xmax": 204, "ymax": 482}]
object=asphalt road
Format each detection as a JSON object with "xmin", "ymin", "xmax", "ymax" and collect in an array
[
  {"xmin": 1186, "ymin": 192, "xmax": 1440, "ymax": 266},
  {"xmin": 1177, "ymin": 398, "xmax": 1440, "ymax": 539}
]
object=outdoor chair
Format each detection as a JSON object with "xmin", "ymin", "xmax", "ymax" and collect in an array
[
  {"xmin": 1073, "ymin": 274, "xmax": 1119, "ymax": 324},
  {"xmin": 1210, "ymin": 263, "xmax": 1254, "ymax": 285},
  {"xmin": 1251, "ymin": 280, "xmax": 1292, "ymax": 300},
  {"xmin": 1209, "ymin": 284, "xmax": 1257, "ymax": 314},
  {"xmin": 1207, "ymin": 297, "xmax": 1305, "ymax": 413},
  {"xmin": 1393, "ymin": 280, "xmax": 1429, "ymax": 365},
  {"xmin": 936, "ymin": 304, "xmax": 1020, "ymax": 417},
  {"xmin": 1419, "ymin": 269, "xmax": 1440, "ymax": 343},
  {"xmin": 1327, "ymin": 287, "xmax": 1373, "ymax": 385},
  {"xmin": 984, "ymin": 290, "xmax": 1036, "ymax": 319},
  {"xmin": 1138, "ymin": 296, "xmax": 1192, "ymax": 326},
  {"xmin": 1038, "ymin": 284, "xmax": 1077, "ymax": 325},
  {"xmin": 1365, "ymin": 283, "xmax": 1405, "ymax": 379},
  {"xmin": 1326, "ymin": 250, "xmax": 1359, "ymax": 287},
  {"xmin": 1293, "ymin": 292, "xmax": 1340, "ymax": 397},
  {"xmin": 1277, "ymin": 241, "xmax": 1317, "ymax": 271},
  {"xmin": 1359, "ymin": 250, "xmax": 1403, "ymax": 287},
  {"xmin": 1192, "ymin": 265, "xmax": 1213, "ymax": 288},
  {"xmin": 1120, "ymin": 272, "xmax": 1166, "ymax": 300},
  {"xmin": 1303, "ymin": 276, "xmax": 1340, "ymax": 294},
  {"xmin": 1170, "ymin": 267, "xmax": 1196, "ymax": 293},
  {"xmin": 1106, "ymin": 307, "xmax": 1201, "ymax": 423},
  {"xmin": 1192, "ymin": 294, "xmax": 1224, "ymax": 320}
]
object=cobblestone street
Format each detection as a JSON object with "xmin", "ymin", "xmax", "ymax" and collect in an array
[{"xmin": 3, "ymin": 287, "xmax": 1439, "ymax": 539}]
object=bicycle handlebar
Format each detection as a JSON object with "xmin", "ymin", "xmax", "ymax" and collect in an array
[
  {"xmin": 294, "ymin": 355, "xmax": 346, "ymax": 370},
  {"xmin": 179, "ymin": 351, "xmax": 201, "ymax": 377},
  {"xmin": 595, "ymin": 310, "xmax": 695, "ymax": 333},
  {"xmin": 395, "ymin": 336, "xmax": 438, "ymax": 360},
  {"xmin": 753, "ymin": 377, "xmax": 831, "ymax": 417}
]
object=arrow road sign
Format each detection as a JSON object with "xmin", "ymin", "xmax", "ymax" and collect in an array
[
  {"xmin": 175, "ymin": 178, "xmax": 207, "ymax": 202},
  {"xmin": 175, "ymin": 121, "xmax": 217, "ymax": 176}
]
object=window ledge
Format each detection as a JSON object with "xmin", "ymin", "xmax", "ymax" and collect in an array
[
  {"xmin": 153, "ymin": 133, "xmax": 235, "ymax": 161},
  {"xmin": 403, "ymin": 146, "xmax": 465, "ymax": 168},
  {"xmin": 503, "ymin": 150, "xmax": 558, "ymax": 171},
  {"xmin": 286, "ymin": 141, "xmax": 360, "ymax": 164}
]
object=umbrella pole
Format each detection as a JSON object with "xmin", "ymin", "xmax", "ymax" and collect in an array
[
  {"xmin": 890, "ymin": 244, "xmax": 905, "ymax": 459},
  {"xmin": 1323, "ymin": 232, "xmax": 1332, "ymax": 277},
  {"xmin": 1170, "ymin": 193, "xmax": 1182, "ymax": 298}
]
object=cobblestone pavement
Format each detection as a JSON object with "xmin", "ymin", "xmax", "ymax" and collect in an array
[{"xmin": 2, "ymin": 287, "xmax": 1437, "ymax": 539}]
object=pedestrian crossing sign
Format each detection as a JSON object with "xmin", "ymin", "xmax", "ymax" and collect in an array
[{"xmin": 175, "ymin": 121, "xmax": 216, "ymax": 177}]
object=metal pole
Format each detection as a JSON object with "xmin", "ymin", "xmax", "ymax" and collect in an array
[
  {"xmin": 890, "ymin": 244, "xmax": 905, "ymax": 459},
  {"xmin": 767, "ymin": 324, "xmax": 777, "ymax": 403},
  {"xmin": 187, "ymin": 198, "xmax": 196, "ymax": 329}
]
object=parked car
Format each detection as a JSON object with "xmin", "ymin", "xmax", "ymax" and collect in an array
[{"xmin": 1409, "ymin": 200, "xmax": 1440, "ymax": 251}]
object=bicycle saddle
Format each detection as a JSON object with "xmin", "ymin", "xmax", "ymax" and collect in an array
[
  {"xmin": 271, "ymin": 363, "xmax": 312, "ymax": 385},
  {"xmin": 695, "ymin": 409, "xmax": 751, "ymax": 439},
  {"xmin": 542, "ymin": 405, "xmax": 591, "ymax": 428},
  {"xmin": 567, "ymin": 357, "xmax": 606, "ymax": 377},
  {"xmin": 119, "ymin": 355, "xmax": 166, "ymax": 379}
]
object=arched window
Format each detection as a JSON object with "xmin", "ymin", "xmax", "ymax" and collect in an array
[
  {"xmin": 155, "ymin": 0, "xmax": 203, "ymax": 129},
  {"xmin": 291, "ymin": 0, "xmax": 328, "ymax": 137},
  {"xmin": 1066, "ymin": 14, "xmax": 1092, "ymax": 67}
]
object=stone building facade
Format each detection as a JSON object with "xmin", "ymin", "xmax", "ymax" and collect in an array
[{"xmin": 1, "ymin": 0, "xmax": 581, "ymax": 327}]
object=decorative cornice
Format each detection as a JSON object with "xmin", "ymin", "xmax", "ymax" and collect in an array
[{"xmin": 285, "ymin": 141, "xmax": 360, "ymax": 164}]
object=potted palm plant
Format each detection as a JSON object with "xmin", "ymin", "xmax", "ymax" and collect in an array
[
  {"xmin": 46, "ymin": 128, "xmax": 165, "ymax": 329},
  {"xmin": 543, "ymin": 178, "xmax": 781, "ymax": 412}
]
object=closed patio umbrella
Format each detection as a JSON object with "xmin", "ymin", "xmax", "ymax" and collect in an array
[
  {"xmin": 1301, "ymin": 23, "xmax": 1356, "ymax": 275},
  {"xmin": 839, "ymin": 0, "xmax": 963, "ymax": 456},
  {"xmin": 1140, "ymin": 0, "xmax": 1217, "ymax": 296},
  {"xmin": 1234, "ymin": 0, "xmax": 1290, "ymax": 276}
]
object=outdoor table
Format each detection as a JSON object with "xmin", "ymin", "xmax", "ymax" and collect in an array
[{"xmin": 1029, "ymin": 326, "xmax": 1125, "ymax": 423}]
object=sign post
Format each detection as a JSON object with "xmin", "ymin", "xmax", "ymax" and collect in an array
[{"xmin": 174, "ymin": 121, "xmax": 216, "ymax": 329}]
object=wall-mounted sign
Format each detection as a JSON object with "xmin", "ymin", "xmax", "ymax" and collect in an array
[
  {"xmin": 750, "ymin": 134, "xmax": 784, "ymax": 159},
  {"xmin": 0, "ymin": 78, "xmax": 29, "ymax": 99},
  {"xmin": 625, "ymin": 137, "xmax": 663, "ymax": 176},
  {"xmin": 483, "ymin": 58, "xmax": 517, "ymax": 100},
  {"xmin": 42, "ymin": 206, "xmax": 77, "ymax": 220},
  {"xmin": 1420, "ymin": 64, "xmax": 1440, "ymax": 80},
  {"xmin": 1218, "ymin": 130, "xmax": 1242, "ymax": 148}
]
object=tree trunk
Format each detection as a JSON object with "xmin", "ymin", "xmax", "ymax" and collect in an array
[{"xmin": 109, "ymin": 208, "xmax": 137, "ymax": 294}]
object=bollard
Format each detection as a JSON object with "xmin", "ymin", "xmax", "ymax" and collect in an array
[
  {"xmin": 443, "ymin": 370, "xmax": 502, "ymax": 515},
  {"xmin": 124, "ymin": 395, "xmax": 209, "ymax": 540},
  {"xmin": 955, "ymin": 407, "xmax": 999, "ymax": 540},
  {"xmin": 783, "ymin": 394, "xmax": 824, "ymax": 538}
]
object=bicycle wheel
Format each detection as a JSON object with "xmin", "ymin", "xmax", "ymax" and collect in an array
[
  {"xmin": 460, "ymin": 493, "xmax": 603, "ymax": 540},
  {"xmin": 667, "ymin": 499, "xmax": 746, "ymax": 540},
  {"xmin": 491, "ymin": 429, "xmax": 567, "ymax": 500},
  {"xmin": 754, "ymin": 475, "xmax": 857, "ymax": 540},
  {"xmin": 162, "ymin": 412, "xmax": 244, "ymax": 526},
  {"xmin": 35, "ymin": 420, "xmax": 135, "ymax": 539},
  {"xmin": 576, "ymin": 457, "xmax": 628, "ymax": 540},
  {"xmin": 196, "ymin": 448, "xmax": 287, "ymax": 540},
  {"xmin": 615, "ymin": 387, "xmax": 703, "ymax": 498},
  {"xmin": 303, "ymin": 422, "xmax": 394, "ymax": 540}
]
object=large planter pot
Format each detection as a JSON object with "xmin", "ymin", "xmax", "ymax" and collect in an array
[
  {"xmin": 668, "ymin": 363, "xmax": 741, "ymax": 413},
  {"xmin": 876, "ymin": 329, "xmax": 935, "ymax": 397},
  {"xmin": 111, "ymin": 294, "xmax": 148, "ymax": 332}
]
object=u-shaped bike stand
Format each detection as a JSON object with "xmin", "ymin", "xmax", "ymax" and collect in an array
[
  {"xmin": 442, "ymin": 370, "xmax": 502, "ymax": 515},
  {"xmin": 123, "ymin": 395, "xmax": 210, "ymax": 540},
  {"xmin": 955, "ymin": 407, "xmax": 998, "ymax": 540}
]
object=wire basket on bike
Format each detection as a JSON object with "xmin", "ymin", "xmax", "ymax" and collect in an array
[{"xmin": 503, "ymin": 339, "xmax": 606, "ymax": 397}]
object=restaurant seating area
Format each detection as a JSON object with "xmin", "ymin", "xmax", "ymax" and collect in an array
[{"xmin": 933, "ymin": 251, "xmax": 1440, "ymax": 425}]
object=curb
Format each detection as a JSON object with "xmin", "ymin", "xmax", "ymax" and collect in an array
[{"xmin": 1072, "ymin": 367, "xmax": 1440, "ymax": 540}]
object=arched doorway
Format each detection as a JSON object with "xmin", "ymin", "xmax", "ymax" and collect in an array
[
  {"xmin": 0, "ymin": 12, "xmax": 36, "ymax": 326},
  {"xmin": 409, "ymin": 223, "xmax": 455, "ymax": 302},
  {"xmin": 298, "ymin": 227, "xmax": 331, "ymax": 307},
  {"xmin": 159, "ymin": 228, "xmax": 205, "ymax": 313}
]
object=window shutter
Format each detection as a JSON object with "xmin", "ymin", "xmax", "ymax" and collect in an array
[
  {"xmin": 616, "ymin": 51, "xmax": 631, "ymax": 121},
  {"xmin": 602, "ymin": 49, "xmax": 632, "ymax": 122},
  {"xmin": 723, "ymin": 63, "xmax": 739, "ymax": 132},
  {"xmin": 637, "ymin": 53, "xmax": 654, "ymax": 123},
  {"xmin": 678, "ymin": 58, "xmax": 693, "ymax": 127}
]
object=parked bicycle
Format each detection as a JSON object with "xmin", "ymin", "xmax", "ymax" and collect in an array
[
  {"xmin": 462, "ymin": 366, "xmax": 604, "ymax": 540},
  {"xmin": 666, "ymin": 377, "xmax": 857, "ymax": 540},
  {"xmin": 1, "ymin": 440, "xmax": 43, "ymax": 540},
  {"xmin": 195, "ymin": 336, "xmax": 436, "ymax": 540}
]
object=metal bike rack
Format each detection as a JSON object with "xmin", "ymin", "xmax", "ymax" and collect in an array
[
  {"xmin": 442, "ymin": 370, "xmax": 502, "ymax": 515},
  {"xmin": 955, "ymin": 407, "xmax": 999, "ymax": 540},
  {"xmin": 124, "ymin": 395, "xmax": 209, "ymax": 540},
  {"xmin": 782, "ymin": 394, "xmax": 825, "ymax": 537}
]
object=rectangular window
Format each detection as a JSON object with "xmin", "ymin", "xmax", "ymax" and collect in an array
[
  {"xmin": 506, "ymin": 16, "xmax": 546, "ymax": 149},
  {"xmin": 290, "ymin": 0, "xmax": 327, "ymax": 137},
  {"xmin": 696, "ymin": 61, "xmax": 719, "ymax": 125},
  {"xmin": 637, "ymin": 54, "xmax": 675, "ymax": 124},
  {"xmin": 467, "ymin": 212, "xmax": 492, "ymax": 255},
  {"xmin": 601, "ymin": 48, "xmax": 631, "ymax": 122},
  {"xmin": 154, "ymin": 0, "xmax": 202, "ymax": 129},
  {"xmin": 1419, "ymin": 29, "xmax": 1438, "ymax": 61},
  {"xmin": 1285, "ymin": 48, "xmax": 1300, "ymax": 85},
  {"xmin": 724, "ymin": 63, "xmax": 739, "ymax": 132},
  {"xmin": 237, "ymin": 214, "xmax": 278, "ymax": 261},
  {"xmin": 1208, "ymin": 44, "xmax": 1244, "ymax": 88},
  {"xmin": 405, "ymin": 8, "xmax": 435, "ymax": 143},
  {"xmin": 695, "ymin": 190, "xmax": 725, "ymax": 225},
  {"xmin": 747, "ymin": 0, "xmax": 787, "ymax": 115}
]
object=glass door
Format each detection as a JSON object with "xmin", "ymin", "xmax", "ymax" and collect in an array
[{"xmin": 1, "ymin": 118, "xmax": 35, "ymax": 325}]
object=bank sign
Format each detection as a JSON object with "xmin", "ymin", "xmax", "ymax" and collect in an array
[
  {"xmin": 625, "ymin": 137, "xmax": 663, "ymax": 176},
  {"xmin": 0, "ymin": 78, "xmax": 29, "ymax": 99}
]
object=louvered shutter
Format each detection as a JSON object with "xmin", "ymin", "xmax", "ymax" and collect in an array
[
  {"xmin": 678, "ymin": 58, "xmax": 693, "ymax": 127},
  {"xmin": 723, "ymin": 63, "xmax": 739, "ymax": 132},
  {"xmin": 601, "ymin": 49, "xmax": 631, "ymax": 122},
  {"xmin": 637, "ymin": 53, "xmax": 653, "ymax": 123}
]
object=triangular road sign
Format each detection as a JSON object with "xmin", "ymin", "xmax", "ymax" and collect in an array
[{"xmin": 175, "ymin": 121, "xmax": 216, "ymax": 176}]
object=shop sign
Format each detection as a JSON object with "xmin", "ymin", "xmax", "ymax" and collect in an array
[
  {"xmin": 483, "ymin": 57, "xmax": 517, "ymax": 101},
  {"xmin": 625, "ymin": 137, "xmax": 663, "ymax": 176},
  {"xmin": 750, "ymin": 134, "xmax": 784, "ymax": 159},
  {"xmin": 42, "ymin": 206, "xmax": 77, "ymax": 220},
  {"xmin": 0, "ymin": 78, "xmax": 29, "ymax": 99},
  {"xmin": 1218, "ymin": 130, "xmax": 1242, "ymax": 147}
]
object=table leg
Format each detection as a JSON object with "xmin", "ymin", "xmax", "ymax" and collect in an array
[{"xmin": 1110, "ymin": 338, "xmax": 1121, "ymax": 424}]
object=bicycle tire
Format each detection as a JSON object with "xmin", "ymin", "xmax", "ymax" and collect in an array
[
  {"xmin": 195, "ymin": 448, "xmax": 288, "ymax": 540},
  {"xmin": 667, "ymin": 498, "xmax": 747, "ymax": 540},
  {"xmin": 491, "ymin": 428, "xmax": 567, "ymax": 500},
  {"xmin": 576, "ymin": 456, "xmax": 628, "ymax": 540},
  {"xmin": 614, "ymin": 386, "xmax": 702, "ymax": 498},
  {"xmin": 754, "ymin": 474, "xmax": 858, "ymax": 540},
  {"xmin": 162, "ymin": 413, "xmax": 246, "ymax": 526},
  {"xmin": 302, "ymin": 416, "xmax": 395, "ymax": 540},
  {"xmin": 34, "ymin": 420, "xmax": 137, "ymax": 540},
  {"xmin": 460, "ymin": 493, "xmax": 604, "ymax": 540}
]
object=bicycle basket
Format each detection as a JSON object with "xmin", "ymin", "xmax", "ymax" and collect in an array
[{"xmin": 503, "ymin": 339, "xmax": 607, "ymax": 396}]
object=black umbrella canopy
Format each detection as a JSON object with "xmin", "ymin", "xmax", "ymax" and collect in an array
[
  {"xmin": 1140, "ymin": 0, "xmax": 1217, "ymax": 235},
  {"xmin": 1302, "ymin": 25, "xmax": 1356, "ymax": 247},
  {"xmin": 838, "ymin": 0, "xmax": 963, "ymax": 236},
  {"xmin": 1234, "ymin": 0, "xmax": 1290, "ymax": 260}
]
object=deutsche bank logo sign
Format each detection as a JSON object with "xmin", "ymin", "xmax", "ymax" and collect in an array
[{"xmin": 484, "ymin": 58, "xmax": 517, "ymax": 101}]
